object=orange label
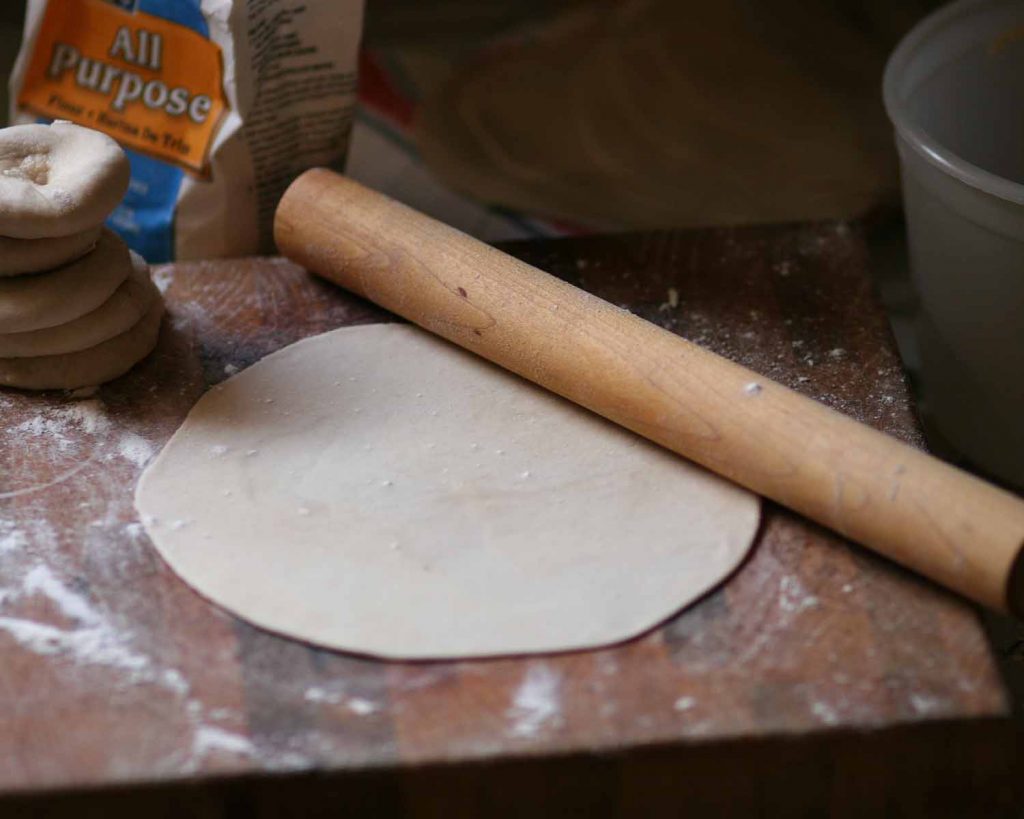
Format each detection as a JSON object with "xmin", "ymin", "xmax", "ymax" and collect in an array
[{"xmin": 18, "ymin": 0, "xmax": 225, "ymax": 175}]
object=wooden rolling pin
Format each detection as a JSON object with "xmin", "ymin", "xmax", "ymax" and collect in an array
[{"xmin": 275, "ymin": 168, "xmax": 1024, "ymax": 615}]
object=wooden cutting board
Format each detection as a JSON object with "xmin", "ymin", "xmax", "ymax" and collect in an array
[{"xmin": 0, "ymin": 223, "xmax": 1014, "ymax": 816}]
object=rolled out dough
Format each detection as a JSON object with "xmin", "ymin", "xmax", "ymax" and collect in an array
[{"xmin": 136, "ymin": 324, "xmax": 759, "ymax": 659}]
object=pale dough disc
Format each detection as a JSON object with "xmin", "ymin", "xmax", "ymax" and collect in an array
[
  {"xmin": 136, "ymin": 324, "xmax": 760, "ymax": 660},
  {"xmin": 0, "ymin": 299, "xmax": 163, "ymax": 390},
  {"xmin": 0, "ymin": 121, "xmax": 130, "ymax": 239},
  {"xmin": 0, "ymin": 229, "xmax": 132, "ymax": 334},
  {"xmin": 416, "ymin": 0, "xmax": 897, "ymax": 229},
  {"xmin": 0, "ymin": 252, "xmax": 157, "ymax": 357},
  {"xmin": 0, "ymin": 225, "xmax": 102, "ymax": 277}
]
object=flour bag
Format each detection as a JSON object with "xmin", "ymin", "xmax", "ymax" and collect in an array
[{"xmin": 9, "ymin": 0, "xmax": 364, "ymax": 261}]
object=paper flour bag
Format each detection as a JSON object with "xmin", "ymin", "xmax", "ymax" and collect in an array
[{"xmin": 9, "ymin": 0, "xmax": 364, "ymax": 261}]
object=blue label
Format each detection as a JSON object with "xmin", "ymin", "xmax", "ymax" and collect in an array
[
  {"xmin": 99, "ymin": 0, "xmax": 210, "ymax": 260},
  {"xmin": 135, "ymin": 0, "xmax": 208, "ymax": 36},
  {"xmin": 108, "ymin": 149, "xmax": 183, "ymax": 263}
]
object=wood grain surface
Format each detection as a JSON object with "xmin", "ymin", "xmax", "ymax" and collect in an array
[{"xmin": 0, "ymin": 225, "xmax": 1013, "ymax": 814}]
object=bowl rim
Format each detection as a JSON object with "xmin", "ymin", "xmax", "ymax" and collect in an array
[{"xmin": 883, "ymin": 0, "xmax": 1024, "ymax": 206}]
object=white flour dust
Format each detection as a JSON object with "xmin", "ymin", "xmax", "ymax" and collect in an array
[
  {"xmin": 116, "ymin": 433, "xmax": 155, "ymax": 467},
  {"xmin": 304, "ymin": 686, "xmax": 342, "ymax": 704},
  {"xmin": 151, "ymin": 265, "xmax": 174, "ymax": 294},
  {"xmin": 347, "ymin": 697, "xmax": 378, "ymax": 715},
  {"xmin": 0, "ymin": 561, "xmax": 274, "ymax": 769},
  {"xmin": 909, "ymin": 692, "xmax": 945, "ymax": 717},
  {"xmin": 810, "ymin": 700, "xmax": 840, "ymax": 725},
  {"xmin": 0, "ymin": 563, "xmax": 153, "ymax": 677},
  {"xmin": 0, "ymin": 520, "xmax": 28, "ymax": 553},
  {"xmin": 304, "ymin": 686, "xmax": 380, "ymax": 715},
  {"xmin": 778, "ymin": 575, "xmax": 819, "ymax": 614},
  {"xmin": 6, "ymin": 397, "xmax": 155, "ymax": 473},
  {"xmin": 507, "ymin": 663, "xmax": 563, "ymax": 738},
  {"xmin": 191, "ymin": 725, "xmax": 256, "ymax": 759},
  {"xmin": 10, "ymin": 399, "xmax": 113, "ymax": 451},
  {"xmin": 0, "ymin": 388, "xmax": 291, "ymax": 774}
]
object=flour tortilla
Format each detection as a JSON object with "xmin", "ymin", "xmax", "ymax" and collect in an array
[
  {"xmin": 0, "ymin": 298, "xmax": 163, "ymax": 390},
  {"xmin": 136, "ymin": 323, "xmax": 759, "ymax": 659},
  {"xmin": 0, "ymin": 252, "xmax": 157, "ymax": 357},
  {"xmin": 0, "ymin": 229, "xmax": 132, "ymax": 333}
]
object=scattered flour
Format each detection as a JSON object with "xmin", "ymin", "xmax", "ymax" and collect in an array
[
  {"xmin": 0, "ymin": 392, "xmax": 308, "ymax": 774},
  {"xmin": 159, "ymin": 668, "xmax": 190, "ymax": 696},
  {"xmin": 117, "ymin": 433, "xmax": 154, "ymax": 467},
  {"xmin": 0, "ymin": 563, "xmax": 274, "ymax": 772},
  {"xmin": 778, "ymin": 575, "xmax": 819, "ymax": 614},
  {"xmin": 909, "ymin": 692, "xmax": 944, "ymax": 717},
  {"xmin": 151, "ymin": 266, "xmax": 174, "ymax": 294},
  {"xmin": 60, "ymin": 401, "xmax": 113, "ymax": 434},
  {"xmin": 13, "ymin": 416, "xmax": 49, "ymax": 437},
  {"xmin": 191, "ymin": 725, "xmax": 256, "ymax": 759},
  {"xmin": 811, "ymin": 701, "xmax": 839, "ymax": 725},
  {"xmin": 347, "ymin": 697, "xmax": 378, "ymax": 716},
  {"xmin": 303, "ymin": 686, "xmax": 378, "ymax": 715},
  {"xmin": 0, "ymin": 522, "xmax": 28, "ymax": 554},
  {"xmin": 0, "ymin": 564, "xmax": 152, "ymax": 676},
  {"xmin": 304, "ymin": 686, "xmax": 342, "ymax": 704},
  {"xmin": 23, "ymin": 564, "xmax": 97, "ymax": 625},
  {"xmin": 658, "ymin": 287, "xmax": 680, "ymax": 312},
  {"xmin": 673, "ymin": 696, "xmax": 697, "ymax": 712},
  {"xmin": 507, "ymin": 664, "xmax": 563, "ymax": 738},
  {"xmin": 11, "ymin": 400, "xmax": 113, "ymax": 451}
]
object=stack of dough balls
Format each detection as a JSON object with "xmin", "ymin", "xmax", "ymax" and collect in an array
[{"xmin": 0, "ymin": 121, "xmax": 163, "ymax": 390}]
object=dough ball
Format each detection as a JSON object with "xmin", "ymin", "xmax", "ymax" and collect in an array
[
  {"xmin": 0, "ymin": 229, "xmax": 132, "ymax": 334},
  {"xmin": 136, "ymin": 324, "xmax": 759, "ymax": 659},
  {"xmin": 0, "ymin": 298, "xmax": 163, "ymax": 390},
  {"xmin": 0, "ymin": 226, "xmax": 102, "ymax": 277},
  {"xmin": 0, "ymin": 121, "xmax": 130, "ymax": 239},
  {"xmin": 0, "ymin": 251, "xmax": 158, "ymax": 357}
]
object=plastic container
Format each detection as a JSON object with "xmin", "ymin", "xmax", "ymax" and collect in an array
[{"xmin": 884, "ymin": 0, "xmax": 1024, "ymax": 487}]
